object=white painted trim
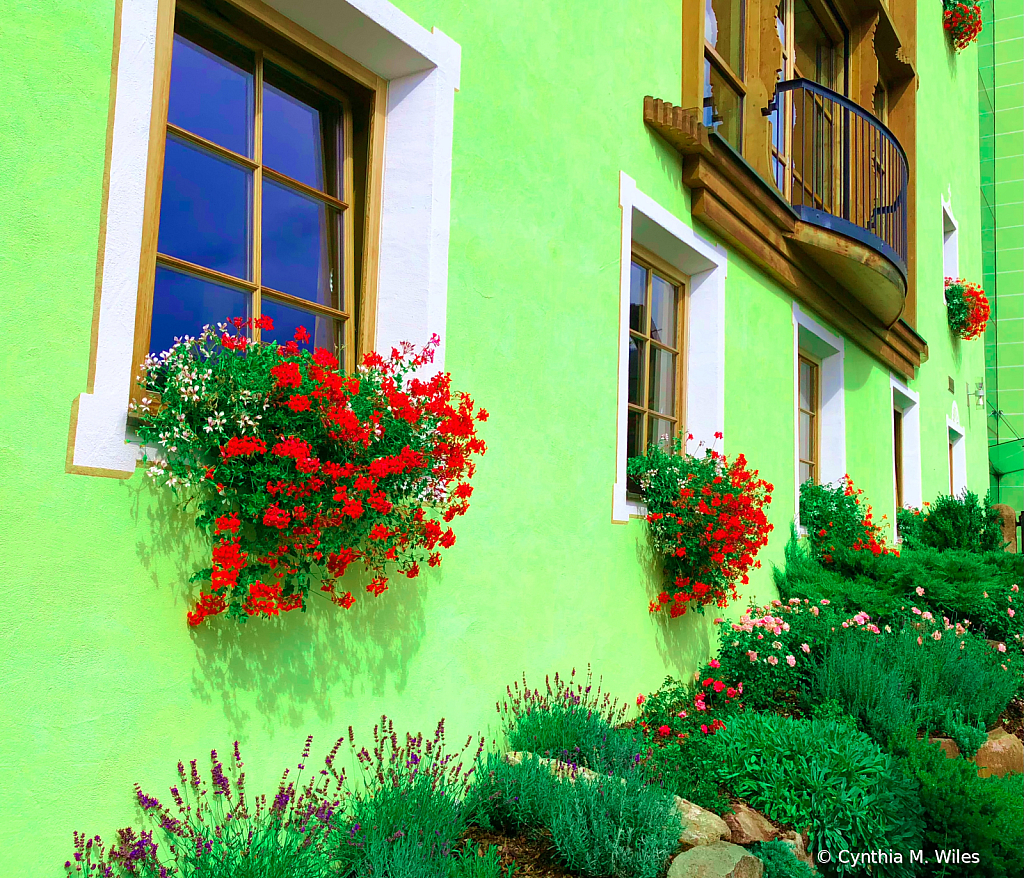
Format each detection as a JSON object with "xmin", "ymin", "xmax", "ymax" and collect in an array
[
  {"xmin": 946, "ymin": 415, "xmax": 967, "ymax": 496},
  {"xmin": 793, "ymin": 304, "xmax": 846, "ymax": 526},
  {"xmin": 941, "ymin": 196, "xmax": 959, "ymax": 284},
  {"xmin": 613, "ymin": 172, "xmax": 727, "ymax": 523},
  {"xmin": 890, "ymin": 374, "xmax": 922, "ymax": 528},
  {"xmin": 71, "ymin": 0, "xmax": 461, "ymax": 475}
]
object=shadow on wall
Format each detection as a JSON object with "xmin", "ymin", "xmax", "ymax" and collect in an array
[
  {"xmin": 127, "ymin": 477, "xmax": 427, "ymax": 734},
  {"xmin": 634, "ymin": 523, "xmax": 715, "ymax": 681}
]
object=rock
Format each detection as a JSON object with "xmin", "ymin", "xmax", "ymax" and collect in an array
[
  {"xmin": 917, "ymin": 734, "xmax": 960, "ymax": 760},
  {"xmin": 779, "ymin": 830, "xmax": 816, "ymax": 871},
  {"xmin": 975, "ymin": 728, "xmax": 1024, "ymax": 778},
  {"xmin": 674, "ymin": 797, "xmax": 732, "ymax": 848},
  {"xmin": 991, "ymin": 503, "xmax": 1018, "ymax": 553},
  {"xmin": 668, "ymin": 841, "xmax": 764, "ymax": 878},
  {"xmin": 724, "ymin": 801, "xmax": 778, "ymax": 844},
  {"xmin": 503, "ymin": 751, "xmax": 600, "ymax": 782}
]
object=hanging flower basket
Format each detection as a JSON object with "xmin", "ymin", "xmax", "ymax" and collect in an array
[
  {"xmin": 943, "ymin": 1, "xmax": 983, "ymax": 52},
  {"xmin": 944, "ymin": 277, "xmax": 990, "ymax": 340},
  {"xmin": 627, "ymin": 434, "xmax": 774, "ymax": 617},
  {"xmin": 134, "ymin": 320, "xmax": 487, "ymax": 626}
]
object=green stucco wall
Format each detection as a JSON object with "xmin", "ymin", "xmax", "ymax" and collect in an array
[
  {"xmin": 0, "ymin": 0, "xmax": 996, "ymax": 872},
  {"xmin": 980, "ymin": 0, "xmax": 1024, "ymax": 513}
]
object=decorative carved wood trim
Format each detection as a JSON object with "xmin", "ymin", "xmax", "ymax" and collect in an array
[{"xmin": 644, "ymin": 95, "xmax": 927, "ymax": 378}]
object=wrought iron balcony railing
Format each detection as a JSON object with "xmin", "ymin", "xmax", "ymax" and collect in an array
[{"xmin": 766, "ymin": 78, "xmax": 909, "ymax": 280}]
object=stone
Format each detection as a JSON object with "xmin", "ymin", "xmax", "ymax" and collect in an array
[
  {"xmin": 724, "ymin": 801, "xmax": 778, "ymax": 844},
  {"xmin": 674, "ymin": 796, "xmax": 732, "ymax": 848},
  {"xmin": 779, "ymin": 830, "xmax": 816, "ymax": 871},
  {"xmin": 668, "ymin": 841, "xmax": 764, "ymax": 878},
  {"xmin": 991, "ymin": 504, "xmax": 1018, "ymax": 553},
  {"xmin": 974, "ymin": 728, "xmax": 1024, "ymax": 778},
  {"xmin": 503, "ymin": 751, "xmax": 600, "ymax": 782},
  {"xmin": 917, "ymin": 734, "xmax": 960, "ymax": 760}
]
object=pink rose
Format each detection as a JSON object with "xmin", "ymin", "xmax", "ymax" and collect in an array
[
  {"xmin": 932, "ymin": 631, "xmax": 942, "ymax": 641},
  {"xmin": 786, "ymin": 655, "xmax": 796, "ymax": 667},
  {"xmin": 766, "ymin": 656, "xmax": 779, "ymax": 666},
  {"xmin": 709, "ymin": 659, "xmax": 721, "ymax": 669},
  {"xmin": 747, "ymin": 651, "xmax": 758, "ymax": 662},
  {"xmin": 800, "ymin": 643, "xmax": 811, "ymax": 653},
  {"xmin": 997, "ymin": 643, "xmax": 1007, "ymax": 653},
  {"xmin": 636, "ymin": 694, "xmax": 645, "ymax": 707}
]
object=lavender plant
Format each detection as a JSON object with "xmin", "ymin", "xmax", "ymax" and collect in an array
[
  {"xmin": 498, "ymin": 667, "xmax": 647, "ymax": 776},
  {"xmin": 65, "ymin": 737, "xmax": 347, "ymax": 877},
  {"xmin": 333, "ymin": 715, "xmax": 488, "ymax": 877}
]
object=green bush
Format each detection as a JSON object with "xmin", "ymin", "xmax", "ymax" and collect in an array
[
  {"xmin": 643, "ymin": 727, "xmax": 730, "ymax": 815},
  {"xmin": 547, "ymin": 773, "xmax": 680, "ymax": 878},
  {"xmin": 901, "ymin": 739, "xmax": 1024, "ymax": 877},
  {"xmin": 799, "ymin": 477, "xmax": 893, "ymax": 557},
  {"xmin": 716, "ymin": 713, "xmax": 923, "ymax": 877},
  {"xmin": 753, "ymin": 840, "xmax": 816, "ymax": 878},
  {"xmin": 775, "ymin": 532, "xmax": 1023, "ymax": 644},
  {"xmin": 465, "ymin": 752, "xmax": 561, "ymax": 833},
  {"xmin": 899, "ymin": 492, "xmax": 1005, "ymax": 553},
  {"xmin": 499, "ymin": 669, "xmax": 647, "ymax": 775},
  {"xmin": 810, "ymin": 624, "xmax": 1020, "ymax": 749}
]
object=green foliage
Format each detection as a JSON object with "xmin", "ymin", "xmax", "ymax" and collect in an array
[
  {"xmin": 799, "ymin": 477, "xmax": 893, "ymax": 558},
  {"xmin": 809, "ymin": 625, "xmax": 1020, "ymax": 748},
  {"xmin": 775, "ymin": 530, "xmax": 1023, "ymax": 644},
  {"xmin": 809, "ymin": 699, "xmax": 859, "ymax": 733},
  {"xmin": 547, "ymin": 773, "xmax": 680, "ymax": 878},
  {"xmin": 901, "ymin": 739, "xmax": 1024, "ymax": 877},
  {"xmin": 899, "ymin": 492, "xmax": 1005, "ymax": 553},
  {"xmin": 465, "ymin": 753, "xmax": 561, "ymax": 833},
  {"xmin": 752, "ymin": 840, "xmax": 816, "ymax": 878},
  {"xmin": 635, "ymin": 674, "xmax": 740, "ymax": 814},
  {"xmin": 450, "ymin": 842, "xmax": 514, "ymax": 878},
  {"xmin": 716, "ymin": 713, "xmax": 923, "ymax": 877},
  {"xmin": 642, "ymin": 728, "xmax": 730, "ymax": 815},
  {"xmin": 499, "ymin": 669, "xmax": 647, "ymax": 776}
]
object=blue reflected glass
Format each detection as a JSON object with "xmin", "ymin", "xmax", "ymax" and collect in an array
[
  {"xmin": 151, "ymin": 266, "xmax": 249, "ymax": 356},
  {"xmin": 169, "ymin": 32, "xmax": 253, "ymax": 156},
  {"xmin": 261, "ymin": 298, "xmax": 341, "ymax": 356},
  {"xmin": 264, "ymin": 79, "xmax": 326, "ymax": 190},
  {"xmin": 158, "ymin": 135, "xmax": 252, "ymax": 279},
  {"xmin": 261, "ymin": 179, "xmax": 338, "ymax": 307}
]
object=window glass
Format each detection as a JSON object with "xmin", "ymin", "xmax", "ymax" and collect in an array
[
  {"xmin": 168, "ymin": 31, "xmax": 253, "ymax": 156},
  {"xmin": 704, "ymin": 60, "xmax": 743, "ymax": 150},
  {"xmin": 261, "ymin": 179, "xmax": 340, "ymax": 307},
  {"xmin": 705, "ymin": 0, "xmax": 744, "ymax": 77},
  {"xmin": 263, "ymin": 66, "xmax": 339, "ymax": 194},
  {"xmin": 261, "ymin": 298, "xmax": 342, "ymax": 357},
  {"xmin": 151, "ymin": 266, "xmax": 249, "ymax": 356},
  {"xmin": 158, "ymin": 135, "xmax": 253, "ymax": 279}
]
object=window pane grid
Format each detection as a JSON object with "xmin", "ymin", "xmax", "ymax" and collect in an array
[
  {"xmin": 627, "ymin": 254, "xmax": 685, "ymax": 459},
  {"xmin": 798, "ymin": 355, "xmax": 819, "ymax": 484},
  {"xmin": 150, "ymin": 8, "xmax": 354, "ymax": 370}
]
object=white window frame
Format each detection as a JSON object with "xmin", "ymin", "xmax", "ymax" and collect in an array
[
  {"xmin": 942, "ymin": 196, "xmax": 959, "ymax": 283},
  {"xmin": 890, "ymin": 374, "xmax": 922, "ymax": 528},
  {"xmin": 68, "ymin": 0, "xmax": 461, "ymax": 477},
  {"xmin": 793, "ymin": 304, "xmax": 846, "ymax": 528},
  {"xmin": 613, "ymin": 172, "xmax": 727, "ymax": 523},
  {"xmin": 947, "ymin": 403, "xmax": 967, "ymax": 496}
]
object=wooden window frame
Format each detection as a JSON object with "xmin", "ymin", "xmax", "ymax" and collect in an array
[
  {"xmin": 797, "ymin": 351, "xmax": 821, "ymax": 485},
  {"xmin": 627, "ymin": 243, "xmax": 689, "ymax": 462},
  {"xmin": 131, "ymin": 0, "xmax": 382, "ymax": 402}
]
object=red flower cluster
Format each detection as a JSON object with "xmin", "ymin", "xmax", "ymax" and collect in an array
[
  {"xmin": 138, "ymin": 325, "xmax": 487, "ymax": 626},
  {"xmin": 943, "ymin": 1, "xmax": 983, "ymax": 51},
  {"xmin": 944, "ymin": 277, "xmax": 990, "ymax": 341},
  {"xmin": 812, "ymin": 475, "xmax": 896, "ymax": 562},
  {"xmin": 645, "ymin": 444, "xmax": 774, "ymax": 618}
]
